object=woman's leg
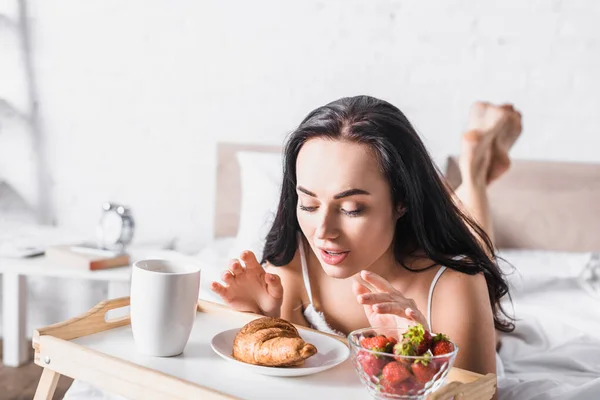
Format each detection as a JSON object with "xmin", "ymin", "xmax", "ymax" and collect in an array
[{"xmin": 453, "ymin": 102, "xmax": 522, "ymax": 245}]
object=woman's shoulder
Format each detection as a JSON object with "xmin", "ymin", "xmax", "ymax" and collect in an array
[
  {"xmin": 401, "ymin": 255, "xmax": 488, "ymax": 302},
  {"xmin": 433, "ymin": 265, "xmax": 491, "ymax": 325},
  {"xmin": 430, "ymin": 263, "xmax": 497, "ymax": 374},
  {"xmin": 437, "ymin": 265, "xmax": 487, "ymax": 290}
]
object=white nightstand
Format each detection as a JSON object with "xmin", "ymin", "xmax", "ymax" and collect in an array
[{"xmin": 0, "ymin": 247, "xmax": 190, "ymax": 367}]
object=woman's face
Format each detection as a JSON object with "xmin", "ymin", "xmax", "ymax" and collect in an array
[{"xmin": 296, "ymin": 138, "xmax": 400, "ymax": 279}]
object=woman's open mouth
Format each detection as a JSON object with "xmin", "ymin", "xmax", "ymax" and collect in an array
[{"xmin": 319, "ymin": 248, "xmax": 349, "ymax": 265}]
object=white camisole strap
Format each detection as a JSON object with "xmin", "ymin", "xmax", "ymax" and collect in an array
[
  {"xmin": 298, "ymin": 233, "xmax": 314, "ymax": 304},
  {"xmin": 427, "ymin": 266, "xmax": 447, "ymax": 332}
]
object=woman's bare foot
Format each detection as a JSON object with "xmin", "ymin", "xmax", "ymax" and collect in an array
[
  {"xmin": 461, "ymin": 102, "xmax": 522, "ymax": 184},
  {"xmin": 489, "ymin": 106, "xmax": 522, "ymax": 182},
  {"xmin": 211, "ymin": 251, "xmax": 284, "ymax": 317}
]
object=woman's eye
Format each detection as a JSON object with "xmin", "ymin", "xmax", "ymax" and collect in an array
[
  {"xmin": 342, "ymin": 208, "xmax": 363, "ymax": 217},
  {"xmin": 299, "ymin": 205, "xmax": 318, "ymax": 212}
]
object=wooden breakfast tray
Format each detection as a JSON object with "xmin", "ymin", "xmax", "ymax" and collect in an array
[{"xmin": 32, "ymin": 297, "xmax": 496, "ymax": 400}]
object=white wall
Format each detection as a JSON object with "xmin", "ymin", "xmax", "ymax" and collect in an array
[{"xmin": 14, "ymin": 0, "xmax": 600, "ymax": 252}]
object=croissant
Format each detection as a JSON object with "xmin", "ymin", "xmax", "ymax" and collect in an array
[{"xmin": 232, "ymin": 317, "xmax": 318, "ymax": 367}]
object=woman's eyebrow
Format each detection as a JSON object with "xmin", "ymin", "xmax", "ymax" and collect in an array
[
  {"xmin": 297, "ymin": 186, "xmax": 370, "ymax": 199},
  {"xmin": 333, "ymin": 188, "xmax": 370, "ymax": 199},
  {"xmin": 297, "ymin": 186, "xmax": 316, "ymax": 197}
]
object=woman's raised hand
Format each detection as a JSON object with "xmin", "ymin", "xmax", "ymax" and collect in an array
[
  {"xmin": 352, "ymin": 270, "xmax": 429, "ymax": 330},
  {"xmin": 210, "ymin": 251, "xmax": 284, "ymax": 317}
]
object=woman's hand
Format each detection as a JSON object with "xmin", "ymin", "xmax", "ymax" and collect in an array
[
  {"xmin": 211, "ymin": 251, "xmax": 284, "ymax": 317},
  {"xmin": 352, "ymin": 270, "xmax": 429, "ymax": 330}
]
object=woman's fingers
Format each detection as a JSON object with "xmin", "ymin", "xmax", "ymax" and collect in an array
[
  {"xmin": 211, "ymin": 281, "xmax": 225, "ymax": 293},
  {"xmin": 360, "ymin": 270, "xmax": 396, "ymax": 293},
  {"xmin": 357, "ymin": 292, "xmax": 397, "ymax": 305},
  {"xmin": 221, "ymin": 270, "xmax": 235, "ymax": 284},
  {"xmin": 210, "ymin": 281, "xmax": 231, "ymax": 301},
  {"xmin": 229, "ymin": 259, "xmax": 244, "ymax": 275},
  {"xmin": 352, "ymin": 278, "xmax": 372, "ymax": 297},
  {"xmin": 265, "ymin": 273, "xmax": 284, "ymax": 299},
  {"xmin": 371, "ymin": 301, "xmax": 404, "ymax": 314},
  {"xmin": 240, "ymin": 250, "xmax": 261, "ymax": 270},
  {"xmin": 371, "ymin": 302, "xmax": 429, "ymax": 329},
  {"xmin": 360, "ymin": 293, "xmax": 421, "ymax": 321},
  {"xmin": 358, "ymin": 291, "xmax": 417, "ymax": 310}
]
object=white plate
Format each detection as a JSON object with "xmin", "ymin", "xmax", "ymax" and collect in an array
[{"xmin": 210, "ymin": 328, "xmax": 349, "ymax": 377}]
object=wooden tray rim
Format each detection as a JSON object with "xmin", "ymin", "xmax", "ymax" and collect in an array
[{"xmin": 32, "ymin": 297, "xmax": 496, "ymax": 400}]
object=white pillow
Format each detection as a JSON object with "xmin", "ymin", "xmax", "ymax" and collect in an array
[{"xmin": 229, "ymin": 151, "xmax": 284, "ymax": 262}]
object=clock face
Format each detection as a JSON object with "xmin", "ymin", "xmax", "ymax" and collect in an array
[{"xmin": 98, "ymin": 211, "xmax": 124, "ymax": 246}]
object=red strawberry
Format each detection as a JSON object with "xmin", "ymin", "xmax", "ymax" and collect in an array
[
  {"xmin": 392, "ymin": 340, "xmax": 418, "ymax": 366},
  {"xmin": 431, "ymin": 333, "xmax": 455, "ymax": 356},
  {"xmin": 421, "ymin": 331, "xmax": 433, "ymax": 352},
  {"xmin": 403, "ymin": 324, "xmax": 433, "ymax": 355},
  {"xmin": 393, "ymin": 339, "xmax": 416, "ymax": 356},
  {"xmin": 360, "ymin": 335, "xmax": 390, "ymax": 352},
  {"xmin": 411, "ymin": 358, "xmax": 437, "ymax": 383},
  {"xmin": 384, "ymin": 337, "xmax": 398, "ymax": 353},
  {"xmin": 357, "ymin": 351, "xmax": 388, "ymax": 376},
  {"xmin": 379, "ymin": 378, "xmax": 415, "ymax": 396},
  {"xmin": 381, "ymin": 361, "xmax": 411, "ymax": 384},
  {"xmin": 394, "ymin": 380, "xmax": 417, "ymax": 395}
]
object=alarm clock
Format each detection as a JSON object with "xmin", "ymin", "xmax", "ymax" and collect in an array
[{"xmin": 96, "ymin": 202, "xmax": 135, "ymax": 250}]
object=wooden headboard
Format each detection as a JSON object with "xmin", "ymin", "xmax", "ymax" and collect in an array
[
  {"xmin": 446, "ymin": 157, "xmax": 600, "ymax": 252},
  {"xmin": 214, "ymin": 142, "xmax": 600, "ymax": 251}
]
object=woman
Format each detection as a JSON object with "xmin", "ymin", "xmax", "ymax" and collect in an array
[
  {"xmin": 211, "ymin": 96, "xmax": 521, "ymax": 376},
  {"xmin": 65, "ymin": 97, "xmax": 520, "ymax": 400}
]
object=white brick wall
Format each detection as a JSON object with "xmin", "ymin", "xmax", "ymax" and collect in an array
[
  {"xmin": 3, "ymin": 0, "xmax": 600, "ymax": 250},
  {"xmin": 0, "ymin": 0, "xmax": 39, "ymax": 213},
  {"xmin": 1, "ymin": 0, "xmax": 598, "ymax": 339}
]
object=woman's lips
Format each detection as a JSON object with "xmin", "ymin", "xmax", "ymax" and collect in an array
[{"xmin": 319, "ymin": 248, "xmax": 349, "ymax": 265}]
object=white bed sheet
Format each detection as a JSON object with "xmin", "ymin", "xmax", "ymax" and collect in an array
[{"xmin": 496, "ymin": 250, "xmax": 600, "ymax": 399}]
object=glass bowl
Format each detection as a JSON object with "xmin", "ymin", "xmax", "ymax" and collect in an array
[{"xmin": 348, "ymin": 327, "xmax": 459, "ymax": 400}]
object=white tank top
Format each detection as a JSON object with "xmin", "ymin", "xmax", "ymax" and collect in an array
[{"xmin": 298, "ymin": 234, "xmax": 447, "ymax": 336}]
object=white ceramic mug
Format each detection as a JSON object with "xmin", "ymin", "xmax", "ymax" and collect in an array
[{"xmin": 130, "ymin": 259, "xmax": 201, "ymax": 357}]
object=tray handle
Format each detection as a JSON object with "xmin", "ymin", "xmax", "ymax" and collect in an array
[
  {"xmin": 429, "ymin": 373, "xmax": 496, "ymax": 400},
  {"xmin": 33, "ymin": 296, "xmax": 131, "ymax": 346}
]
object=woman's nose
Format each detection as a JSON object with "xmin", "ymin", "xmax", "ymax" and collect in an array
[{"xmin": 315, "ymin": 211, "xmax": 339, "ymax": 240}]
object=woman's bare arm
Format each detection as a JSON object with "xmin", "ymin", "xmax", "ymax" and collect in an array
[
  {"xmin": 430, "ymin": 269, "xmax": 497, "ymax": 376},
  {"xmin": 265, "ymin": 257, "xmax": 310, "ymax": 327}
]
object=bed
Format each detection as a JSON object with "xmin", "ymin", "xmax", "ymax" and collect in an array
[{"xmin": 194, "ymin": 143, "xmax": 600, "ymax": 400}]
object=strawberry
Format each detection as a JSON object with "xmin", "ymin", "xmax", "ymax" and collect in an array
[
  {"xmin": 384, "ymin": 337, "xmax": 398, "ymax": 353},
  {"xmin": 421, "ymin": 331, "xmax": 433, "ymax": 353},
  {"xmin": 379, "ymin": 378, "xmax": 415, "ymax": 396},
  {"xmin": 393, "ymin": 339, "xmax": 417, "ymax": 357},
  {"xmin": 411, "ymin": 357, "xmax": 437, "ymax": 383},
  {"xmin": 360, "ymin": 335, "xmax": 390, "ymax": 352},
  {"xmin": 394, "ymin": 380, "xmax": 417, "ymax": 395},
  {"xmin": 392, "ymin": 340, "xmax": 418, "ymax": 366},
  {"xmin": 381, "ymin": 361, "xmax": 411, "ymax": 384},
  {"xmin": 402, "ymin": 324, "xmax": 433, "ymax": 355},
  {"xmin": 357, "ymin": 351, "xmax": 388, "ymax": 376},
  {"xmin": 431, "ymin": 333, "xmax": 455, "ymax": 356}
]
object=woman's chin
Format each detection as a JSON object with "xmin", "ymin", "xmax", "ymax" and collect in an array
[{"xmin": 321, "ymin": 262, "xmax": 357, "ymax": 279}]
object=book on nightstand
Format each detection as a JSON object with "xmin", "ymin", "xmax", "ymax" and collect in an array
[{"xmin": 45, "ymin": 244, "xmax": 131, "ymax": 271}]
